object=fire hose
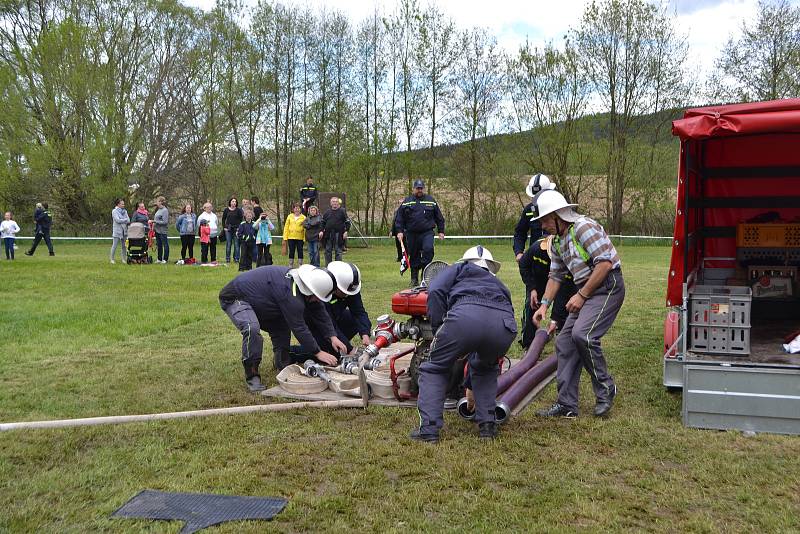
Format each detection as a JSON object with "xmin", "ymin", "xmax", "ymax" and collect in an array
[{"xmin": 457, "ymin": 329, "xmax": 555, "ymax": 423}]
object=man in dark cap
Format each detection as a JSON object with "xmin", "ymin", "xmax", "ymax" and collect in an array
[{"xmin": 396, "ymin": 179, "xmax": 445, "ymax": 286}]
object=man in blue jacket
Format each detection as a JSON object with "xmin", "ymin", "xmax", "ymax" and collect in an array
[
  {"xmin": 219, "ymin": 265, "xmax": 348, "ymax": 392},
  {"xmin": 25, "ymin": 202, "xmax": 54, "ymax": 256},
  {"xmin": 411, "ymin": 246, "xmax": 517, "ymax": 443},
  {"xmin": 396, "ymin": 179, "xmax": 445, "ymax": 287}
]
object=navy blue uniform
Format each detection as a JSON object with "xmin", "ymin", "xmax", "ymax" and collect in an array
[
  {"xmin": 417, "ymin": 262, "xmax": 517, "ymax": 434},
  {"xmin": 512, "ymin": 201, "xmax": 545, "ymax": 256},
  {"xmin": 300, "ymin": 184, "xmax": 318, "ymax": 213},
  {"xmin": 28, "ymin": 208, "xmax": 54, "ymax": 255},
  {"xmin": 396, "ymin": 194, "xmax": 445, "ymax": 273},
  {"xmin": 219, "ymin": 266, "xmax": 337, "ymax": 372},
  {"xmin": 305, "ymin": 292, "xmax": 372, "ymax": 356}
]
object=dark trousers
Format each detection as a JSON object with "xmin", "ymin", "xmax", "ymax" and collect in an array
[
  {"xmin": 324, "ymin": 233, "xmax": 342, "ymax": 264},
  {"xmin": 208, "ymin": 236, "xmax": 217, "ymax": 261},
  {"xmin": 3, "ymin": 237, "xmax": 14, "ymax": 259},
  {"xmin": 257, "ymin": 244, "xmax": 272, "ymax": 266},
  {"xmin": 220, "ymin": 299, "xmax": 264, "ymax": 373},
  {"xmin": 307, "ymin": 240, "xmax": 320, "ymax": 267},
  {"xmin": 239, "ymin": 240, "xmax": 255, "ymax": 271},
  {"xmin": 180, "ymin": 235, "xmax": 195, "ymax": 260},
  {"xmin": 555, "ymin": 269, "xmax": 625, "ymax": 411},
  {"xmin": 520, "ymin": 280, "xmax": 577, "ymax": 347},
  {"xmin": 307, "ymin": 310, "xmax": 358, "ymax": 356},
  {"xmin": 29, "ymin": 229, "xmax": 54, "ymax": 254},
  {"xmin": 394, "ymin": 236, "xmax": 403, "ymax": 261},
  {"xmin": 417, "ymin": 304, "xmax": 517, "ymax": 434},
  {"xmin": 406, "ymin": 230, "xmax": 434, "ymax": 271},
  {"xmin": 287, "ymin": 239, "xmax": 303, "ymax": 261},
  {"xmin": 155, "ymin": 232, "xmax": 169, "ymax": 261},
  {"xmin": 201, "ymin": 241, "xmax": 210, "ymax": 263}
]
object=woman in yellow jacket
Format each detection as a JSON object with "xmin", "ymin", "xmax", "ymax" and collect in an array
[{"xmin": 282, "ymin": 202, "xmax": 306, "ymax": 267}]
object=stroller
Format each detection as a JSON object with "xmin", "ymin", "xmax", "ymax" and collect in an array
[{"xmin": 127, "ymin": 222, "xmax": 154, "ymax": 264}]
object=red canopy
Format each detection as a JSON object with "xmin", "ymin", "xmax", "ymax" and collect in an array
[{"xmin": 666, "ymin": 99, "xmax": 800, "ymax": 306}]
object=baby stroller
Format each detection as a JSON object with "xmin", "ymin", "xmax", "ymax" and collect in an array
[{"xmin": 127, "ymin": 222, "xmax": 154, "ymax": 264}]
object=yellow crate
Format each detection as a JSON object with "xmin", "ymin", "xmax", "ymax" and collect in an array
[{"xmin": 736, "ymin": 223, "xmax": 800, "ymax": 248}]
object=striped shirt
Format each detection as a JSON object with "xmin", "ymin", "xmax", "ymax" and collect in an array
[{"xmin": 548, "ymin": 216, "xmax": 621, "ymax": 286}]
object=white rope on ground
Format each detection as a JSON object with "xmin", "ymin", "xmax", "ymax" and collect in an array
[
  {"xmin": 14, "ymin": 234, "xmax": 673, "ymax": 241},
  {"xmin": 0, "ymin": 399, "xmax": 364, "ymax": 431}
]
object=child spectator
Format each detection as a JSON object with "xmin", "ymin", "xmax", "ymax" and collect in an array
[
  {"xmin": 255, "ymin": 210, "xmax": 275, "ymax": 267},
  {"xmin": 303, "ymin": 204, "xmax": 323, "ymax": 267},
  {"xmin": 1, "ymin": 211, "xmax": 20, "ymax": 260},
  {"xmin": 199, "ymin": 219, "xmax": 211, "ymax": 263},
  {"xmin": 110, "ymin": 198, "xmax": 129, "ymax": 264},
  {"xmin": 282, "ymin": 202, "xmax": 306, "ymax": 267},
  {"xmin": 176, "ymin": 203, "xmax": 197, "ymax": 262},
  {"xmin": 237, "ymin": 209, "xmax": 258, "ymax": 271},
  {"xmin": 518, "ymin": 235, "xmax": 577, "ymax": 347}
]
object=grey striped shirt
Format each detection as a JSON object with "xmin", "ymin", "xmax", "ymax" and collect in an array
[{"xmin": 548, "ymin": 216, "xmax": 621, "ymax": 286}]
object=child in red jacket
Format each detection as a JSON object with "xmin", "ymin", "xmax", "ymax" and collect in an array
[{"xmin": 199, "ymin": 219, "xmax": 212, "ymax": 264}]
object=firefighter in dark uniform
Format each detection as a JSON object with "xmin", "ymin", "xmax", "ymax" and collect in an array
[
  {"xmin": 411, "ymin": 246, "xmax": 517, "ymax": 443},
  {"xmin": 518, "ymin": 235, "xmax": 577, "ymax": 348},
  {"xmin": 513, "ymin": 174, "xmax": 556, "ymax": 262},
  {"xmin": 298, "ymin": 261, "xmax": 372, "ymax": 358},
  {"xmin": 219, "ymin": 264, "xmax": 348, "ymax": 392},
  {"xmin": 300, "ymin": 176, "xmax": 318, "ymax": 214},
  {"xmin": 396, "ymin": 179, "xmax": 445, "ymax": 287}
]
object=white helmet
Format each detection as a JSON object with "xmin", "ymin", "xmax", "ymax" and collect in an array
[
  {"xmin": 326, "ymin": 261, "xmax": 362, "ymax": 295},
  {"xmin": 525, "ymin": 173, "xmax": 556, "ymax": 198},
  {"xmin": 289, "ymin": 265, "xmax": 335, "ymax": 302},
  {"xmin": 460, "ymin": 245, "xmax": 501, "ymax": 275},
  {"xmin": 531, "ymin": 189, "xmax": 577, "ymax": 221}
]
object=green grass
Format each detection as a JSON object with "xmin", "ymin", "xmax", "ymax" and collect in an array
[{"xmin": 1, "ymin": 241, "xmax": 798, "ymax": 532}]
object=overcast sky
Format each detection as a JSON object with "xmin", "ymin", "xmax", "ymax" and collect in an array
[{"xmin": 181, "ymin": 0, "xmax": 763, "ymax": 78}]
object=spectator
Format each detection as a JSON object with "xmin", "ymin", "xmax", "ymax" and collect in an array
[
  {"xmin": 222, "ymin": 197, "xmax": 243, "ymax": 264},
  {"xmin": 251, "ymin": 196, "xmax": 263, "ymax": 219},
  {"xmin": 319, "ymin": 196, "xmax": 349, "ymax": 265},
  {"xmin": 282, "ymin": 202, "xmax": 306, "ymax": 267},
  {"xmin": 25, "ymin": 202, "xmax": 55, "ymax": 257},
  {"xmin": 300, "ymin": 176, "xmax": 317, "ymax": 214},
  {"xmin": 237, "ymin": 208, "xmax": 258, "ymax": 271},
  {"xmin": 110, "ymin": 198, "xmax": 130, "ymax": 264},
  {"xmin": 153, "ymin": 196, "xmax": 170, "ymax": 264},
  {"xmin": 131, "ymin": 201, "xmax": 150, "ymax": 226},
  {"xmin": 199, "ymin": 219, "xmax": 212, "ymax": 263},
  {"xmin": 176, "ymin": 203, "xmax": 197, "ymax": 262},
  {"xmin": 255, "ymin": 209, "xmax": 275, "ymax": 267},
  {"xmin": 303, "ymin": 204, "xmax": 323, "ymax": 267},
  {"xmin": 1, "ymin": 211, "xmax": 20, "ymax": 260},
  {"xmin": 197, "ymin": 201, "xmax": 219, "ymax": 264}
]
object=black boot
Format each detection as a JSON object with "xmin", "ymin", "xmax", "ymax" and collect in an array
[
  {"xmin": 244, "ymin": 365, "xmax": 266, "ymax": 392},
  {"xmin": 273, "ymin": 348, "xmax": 293, "ymax": 371},
  {"xmin": 478, "ymin": 421, "xmax": 498, "ymax": 440},
  {"xmin": 410, "ymin": 268, "xmax": 419, "ymax": 287}
]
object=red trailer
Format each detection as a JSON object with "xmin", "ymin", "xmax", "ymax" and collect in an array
[{"xmin": 663, "ymin": 99, "xmax": 800, "ymax": 434}]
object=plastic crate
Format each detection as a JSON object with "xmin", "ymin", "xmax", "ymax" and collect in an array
[
  {"xmin": 688, "ymin": 285, "xmax": 751, "ymax": 355},
  {"xmin": 736, "ymin": 223, "xmax": 800, "ymax": 248}
]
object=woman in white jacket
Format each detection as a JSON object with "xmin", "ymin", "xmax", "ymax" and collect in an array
[
  {"xmin": 196, "ymin": 201, "xmax": 219, "ymax": 263},
  {"xmin": 1, "ymin": 211, "xmax": 21, "ymax": 260}
]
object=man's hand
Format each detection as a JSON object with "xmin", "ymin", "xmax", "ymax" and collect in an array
[
  {"xmin": 343, "ymin": 231, "xmax": 348, "ymax": 239},
  {"xmin": 397, "ymin": 232, "xmax": 404, "ymax": 242},
  {"xmin": 565, "ymin": 293, "xmax": 586, "ymax": 314},
  {"xmin": 532, "ymin": 304, "xmax": 548, "ymax": 327},
  {"xmin": 315, "ymin": 351, "xmax": 338, "ymax": 366},
  {"xmin": 361, "ymin": 334, "xmax": 371, "ymax": 346},
  {"xmin": 530, "ymin": 289, "xmax": 539, "ymax": 308},
  {"xmin": 437, "ymin": 232, "xmax": 445, "ymax": 240},
  {"xmin": 515, "ymin": 252, "xmax": 523, "ymax": 262},
  {"xmin": 547, "ymin": 320, "xmax": 558, "ymax": 336},
  {"xmin": 318, "ymin": 231, "xmax": 324, "ymax": 240},
  {"xmin": 330, "ymin": 336, "xmax": 348, "ymax": 355}
]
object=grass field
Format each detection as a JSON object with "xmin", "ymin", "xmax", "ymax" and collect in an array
[{"xmin": 1, "ymin": 240, "xmax": 798, "ymax": 532}]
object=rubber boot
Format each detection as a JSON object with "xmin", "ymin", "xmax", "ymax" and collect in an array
[
  {"xmin": 410, "ymin": 268, "xmax": 419, "ymax": 288},
  {"xmin": 289, "ymin": 259, "xmax": 294, "ymax": 268},
  {"xmin": 244, "ymin": 364, "xmax": 266, "ymax": 392},
  {"xmin": 273, "ymin": 347, "xmax": 293, "ymax": 371}
]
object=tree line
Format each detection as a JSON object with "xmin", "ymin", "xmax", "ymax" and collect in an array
[{"xmin": 0, "ymin": 0, "xmax": 798, "ymax": 236}]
